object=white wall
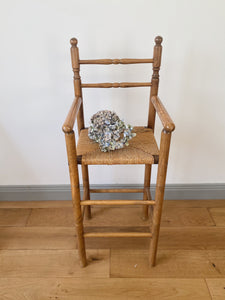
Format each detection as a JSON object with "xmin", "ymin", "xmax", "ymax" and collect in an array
[{"xmin": 0, "ymin": 0, "xmax": 225, "ymax": 185}]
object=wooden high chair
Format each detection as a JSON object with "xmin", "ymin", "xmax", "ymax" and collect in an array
[{"xmin": 62, "ymin": 36, "xmax": 175, "ymax": 267}]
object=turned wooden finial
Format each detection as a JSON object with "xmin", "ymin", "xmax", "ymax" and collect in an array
[
  {"xmin": 155, "ymin": 36, "xmax": 163, "ymax": 45},
  {"xmin": 70, "ymin": 38, "xmax": 78, "ymax": 47},
  {"xmin": 148, "ymin": 36, "xmax": 163, "ymax": 129}
]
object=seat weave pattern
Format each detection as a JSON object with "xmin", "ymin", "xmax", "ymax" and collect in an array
[{"xmin": 77, "ymin": 126, "xmax": 159, "ymax": 165}]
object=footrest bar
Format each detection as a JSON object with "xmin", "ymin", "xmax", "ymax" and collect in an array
[
  {"xmin": 81, "ymin": 200, "xmax": 155, "ymax": 206},
  {"xmin": 84, "ymin": 232, "xmax": 152, "ymax": 238}
]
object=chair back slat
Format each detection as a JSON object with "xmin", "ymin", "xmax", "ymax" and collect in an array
[
  {"xmin": 70, "ymin": 36, "xmax": 163, "ymax": 131},
  {"xmin": 81, "ymin": 82, "xmax": 152, "ymax": 88},
  {"xmin": 80, "ymin": 58, "xmax": 153, "ymax": 64}
]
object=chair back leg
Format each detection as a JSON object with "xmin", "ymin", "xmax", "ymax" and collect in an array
[
  {"xmin": 142, "ymin": 164, "xmax": 152, "ymax": 220},
  {"xmin": 81, "ymin": 164, "xmax": 92, "ymax": 219}
]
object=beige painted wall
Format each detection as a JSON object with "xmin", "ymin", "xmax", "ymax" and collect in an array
[{"xmin": 0, "ymin": 0, "xmax": 225, "ymax": 185}]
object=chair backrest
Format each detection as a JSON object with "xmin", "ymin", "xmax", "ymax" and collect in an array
[{"xmin": 70, "ymin": 36, "xmax": 163, "ymax": 133}]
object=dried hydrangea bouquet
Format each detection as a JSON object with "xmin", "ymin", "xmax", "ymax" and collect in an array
[{"xmin": 88, "ymin": 110, "xmax": 136, "ymax": 152}]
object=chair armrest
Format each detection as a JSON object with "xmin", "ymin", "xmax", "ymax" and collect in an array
[
  {"xmin": 62, "ymin": 96, "xmax": 82, "ymax": 133},
  {"xmin": 151, "ymin": 96, "xmax": 175, "ymax": 132}
]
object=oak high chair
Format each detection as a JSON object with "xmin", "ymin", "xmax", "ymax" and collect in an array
[{"xmin": 62, "ymin": 36, "xmax": 175, "ymax": 267}]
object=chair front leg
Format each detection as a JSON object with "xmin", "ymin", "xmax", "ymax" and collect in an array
[
  {"xmin": 65, "ymin": 131, "xmax": 87, "ymax": 267},
  {"xmin": 149, "ymin": 129, "xmax": 172, "ymax": 267},
  {"xmin": 81, "ymin": 164, "xmax": 91, "ymax": 219}
]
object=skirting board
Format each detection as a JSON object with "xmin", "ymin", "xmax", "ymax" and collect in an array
[{"xmin": 0, "ymin": 184, "xmax": 224, "ymax": 201}]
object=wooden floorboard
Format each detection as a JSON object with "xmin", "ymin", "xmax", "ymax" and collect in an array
[
  {"xmin": 0, "ymin": 249, "xmax": 109, "ymax": 278},
  {"xmin": 85, "ymin": 226, "xmax": 225, "ymax": 250},
  {"xmin": 24, "ymin": 206, "xmax": 215, "ymax": 227},
  {"xmin": 157, "ymin": 227, "xmax": 225, "ymax": 250},
  {"xmin": 205, "ymin": 278, "xmax": 225, "ymax": 300},
  {"xmin": 0, "ymin": 227, "xmax": 76, "ymax": 249},
  {"xmin": 163, "ymin": 199, "xmax": 225, "ymax": 208},
  {"xmin": 0, "ymin": 278, "xmax": 211, "ymax": 300},
  {"xmin": 1, "ymin": 226, "xmax": 225, "ymax": 250},
  {"xmin": 161, "ymin": 207, "xmax": 215, "ymax": 226},
  {"xmin": 110, "ymin": 249, "xmax": 225, "ymax": 278},
  {"xmin": 208, "ymin": 208, "xmax": 225, "ymax": 226},
  {"xmin": 0, "ymin": 199, "xmax": 225, "ymax": 208},
  {"xmin": 0, "ymin": 199, "xmax": 225, "ymax": 299},
  {"xmin": 0, "ymin": 200, "xmax": 73, "ymax": 208},
  {"xmin": 0, "ymin": 208, "xmax": 31, "ymax": 226},
  {"xmin": 26, "ymin": 208, "xmax": 75, "ymax": 227}
]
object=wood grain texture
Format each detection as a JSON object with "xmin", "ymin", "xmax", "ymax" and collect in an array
[
  {"xmin": 0, "ymin": 227, "xmax": 76, "ymax": 250},
  {"xmin": 80, "ymin": 58, "xmax": 154, "ymax": 64},
  {"xmin": 163, "ymin": 200, "xmax": 225, "ymax": 209},
  {"xmin": 209, "ymin": 208, "xmax": 225, "ymax": 226},
  {"xmin": 26, "ymin": 208, "xmax": 75, "ymax": 227},
  {"xmin": 0, "ymin": 278, "xmax": 211, "ymax": 300},
  {"xmin": 70, "ymin": 38, "xmax": 85, "ymax": 132},
  {"xmin": 65, "ymin": 132, "xmax": 87, "ymax": 267},
  {"xmin": 63, "ymin": 36, "xmax": 174, "ymax": 266},
  {"xmin": 85, "ymin": 227, "xmax": 150, "ymax": 249},
  {"xmin": 84, "ymin": 207, "xmax": 150, "ymax": 227},
  {"xmin": 1, "ymin": 199, "xmax": 225, "ymax": 209},
  {"xmin": 205, "ymin": 278, "xmax": 225, "ymax": 300},
  {"xmin": 81, "ymin": 164, "xmax": 91, "ymax": 219},
  {"xmin": 81, "ymin": 200, "xmax": 155, "ymax": 206},
  {"xmin": 151, "ymin": 96, "xmax": 175, "ymax": 132},
  {"xmin": 0, "ymin": 200, "xmax": 73, "ymax": 208},
  {"xmin": 148, "ymin": 36, "xmax": 163, "ymax": 130},
  {"xmin": 84, "ymin": 226, "xmax": 225, "ymax": 250},
  {"xmin": 62, "ymin": 96, "xmax": 82, "ymax": 133},
  {"xmin": 0, "ymin": 201, "xmax": 225, "ymax": 300},
  {"xmin": 25, "ymin": 206, "xmax": 215, "ymax": 227},
  {"xmin": 111, "ymin": 249, "xmax": 225, "ymax": 278},
  {"xmin": 90, "ymin": 188, "xmax": 144, "ymax": 193},
  {"xmin": 161, "ymin": 207, "xmax": 215, "ymax": 226},
  {"xmin": 149, "ymin": 130, "xmax": 171, "ymax": 266},
  {"xmin": 0, "ymin": 249, "xmax": 109, "ymax": 278},
  {"xmin": 142, "ymin": 164, "xmax": 152, "ymax": 220},
  {"xmin": 84, "ymin": 232, "xmax": 151, "ymax": 238},
  {"xmin": 81, "ymin": 82, "xmax": 152, "ymax": 88},
  {"xmin": 0, "ymin": 208, "xmax": 31, "ymax": 226},
  {"xmin": 158, "ymin": 227, "xmax": 225, "ymax": 250},
  {"xmin": 77, "ymin": 126, "xmax": 159, "ymax": 165}
]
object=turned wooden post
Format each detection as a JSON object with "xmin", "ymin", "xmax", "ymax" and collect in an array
[
  {"xmin": 65, "ymin": 131, "xmax": 87, "ymax": 267},
  {"xmin": 81, "ymin": 165, "xmax": 91, "ymax": 219},
  {"xmin": 149, "ymin": 129, "xmax": 171, "ymax": 267},
  {"xmin": 70, "ymin": 38, "xmax": 85, "ymax": 133},
  {"xmin": 148, "ymin": 36, "xmax": 163, "ymax": 130},
  {"xmin": 143, "ymin": 36, "xmax": 163, "ymax": 219},
  {"xmin": 71, "ymin": 38, "xmax": 91, "ymax": 218},
  {"xmin": 142, "ymin": 164, "xmax": 152, "ymax": 220}
]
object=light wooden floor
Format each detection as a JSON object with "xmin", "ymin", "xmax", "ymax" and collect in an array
[{"xmin": 0, "ymin": 200, "xmax": 225, "ymax": 299}]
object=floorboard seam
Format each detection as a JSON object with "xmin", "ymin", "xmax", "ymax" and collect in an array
[
  {"xmin": 25, "ymin": 208, "xmax": 33, "ymax": 226},
  {"xmin": 206, "ymin": 207, "xmax": 217, "ymax": 227},
  {"xmin": 204, "ymin": 278, "xmax": 213, "ymax": 300}
]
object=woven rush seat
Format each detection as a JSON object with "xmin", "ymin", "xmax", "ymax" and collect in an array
[{"xmin": 76, "ymin": 126, "xmax": 159, "ymax": 165}]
